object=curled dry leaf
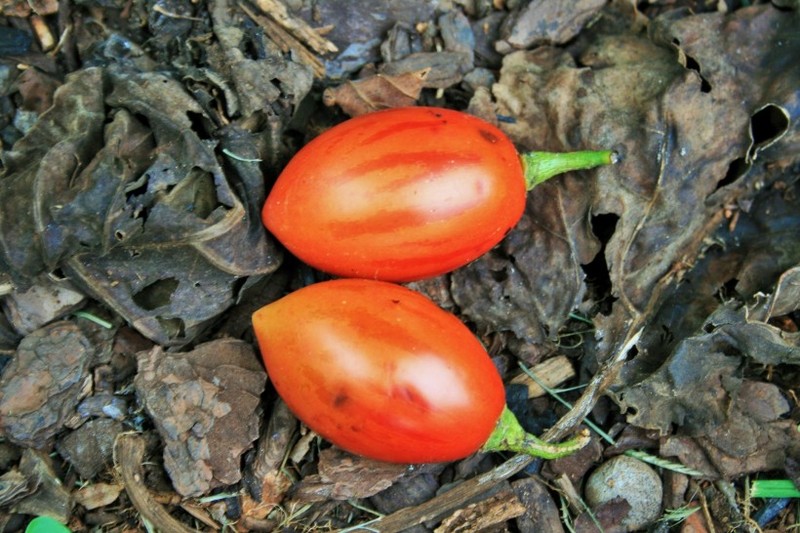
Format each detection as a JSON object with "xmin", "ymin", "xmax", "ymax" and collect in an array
[
  {"xmin": 323, "ymin": 68, "xmax": 430, "ymax": 117},
  {"xmin": 134, "ymin": 339, "xmax": 266, "ymax": 497},
  {"xmin": 616, "ymin": 290, "xmax": 798, "ymax": 478},
  {"xmin": 0, "ymin": 322, "xmax": 93, "ymax": 448}
]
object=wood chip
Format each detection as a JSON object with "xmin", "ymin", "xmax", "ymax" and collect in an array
[
  {"xmin": 435, "ymin": 487, "xmax": 526, "ymax": 532},
  {"xmin": 508, "ymin": 355, "xmax": 576, "ymax": 398}
]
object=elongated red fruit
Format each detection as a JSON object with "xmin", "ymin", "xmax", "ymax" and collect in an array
[
  {"xmin": 263, "ymin": 107, "xmax": 614, "ymax": 282},
  {"xmin": 252, "ymin": 279, "xmax": 590, "ymax": 463}
]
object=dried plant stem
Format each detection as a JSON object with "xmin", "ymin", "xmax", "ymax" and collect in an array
[
  {"xmin": 114, "ymin": 433, "xmax": 196, "ymax": 533},
  {"xmin": 250, "ymin": 0, "xmax": 338, "ymax": 55}
]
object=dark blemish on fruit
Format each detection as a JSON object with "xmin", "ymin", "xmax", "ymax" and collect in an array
[
  {"xmin": 393, "ymin": 385, "xmax": 429, "ymax": 411},
  {"xmin": 391, "ymin": 299, "xmax": 401, "ymax": 304},
  {"xmin": 333, "ymin": 392, "xmax": 349, "ymax": 407},
  {"xmin": 479, "ymin": 129, "xmax": 499, "ymax": 144}
]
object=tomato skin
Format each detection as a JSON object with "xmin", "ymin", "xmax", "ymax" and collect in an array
[
  {"xmin": 263, "ymin": 107, "xmax": 526, "ymax": 282},
  {"xmin": 252, "ymin": 279, "xmax": 506, "ymax": 464}
]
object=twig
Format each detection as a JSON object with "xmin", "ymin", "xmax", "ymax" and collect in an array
[
  {"xmin": 239, "ymin": 2, "xmax": 326, "ymax": 78},
  {"xmin": 250, "ymin": 0, "xmax": 337, "ymax": 54},
  {"xmin": 114, "ymin": 433, "xmax": 196, "ymax": 533},
  {"xmin": 542, "ymin": 326, "xmax": 643, "ymax": 442},
  {"xmin": 371, "ymin": 454, "xmax": 534, "ymax": 533}
]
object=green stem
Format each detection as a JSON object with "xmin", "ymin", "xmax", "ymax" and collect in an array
[
  {"xmin": 481, "ymin": 405, "xmax": 590, "ymax": 460},
  {"xmin": 521, "ymin": 150, "xmax": 618, "ymax": 190}
]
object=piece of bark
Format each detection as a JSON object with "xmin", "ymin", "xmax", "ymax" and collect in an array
[
  {"xmin": 245, "ymin": 399, "xmax": 296, "ymax": 506},
  {"xmin": 56, "ymin": 418, "xmax": 125, "ymax": 479},
  {"xmin": 11, "ymin": 449, "xmax": 73, "ymax": 523},
  {"xmin": 0, "ymin": 321, "xmax": 94, "ymax": 448},
  {"xmin": 496, "ymin": 0, "xmax": 606, "ymax": 52},
  {"xmin": 240, "ymin": 2, "xmax": 326, "ymax": 78},
  {"xmin": 435, "ymin": 487, "xmax": 525, "ymax": 532},
  {"xmin": 370, "ymin": 454, "xmax": 535, "ymax": 533},
  {"xmin": 134, "ymin": 339, "xmax": 266, "ymax": 497}
]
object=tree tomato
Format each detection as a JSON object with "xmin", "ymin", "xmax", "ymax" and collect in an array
[
  {"xmin": 252, "ymin": 279, "xmax": 590, "ymax": 464},
  {"xmin": 263, "ymin": 106, "xmax": 614, "ymax": 282}
]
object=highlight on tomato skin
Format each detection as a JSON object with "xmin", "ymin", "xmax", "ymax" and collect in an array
[
  {"xmin": 251, "ymin": 278, "xmax": 508, "ymax": 464},
  {"xmin": 262, "ymin": 106, "xmax": 528, "ymax": 282}
]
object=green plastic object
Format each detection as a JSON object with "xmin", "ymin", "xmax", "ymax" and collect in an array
[{"xmin": 25, "ymin": 516, "xmax": 71, "ymax": 533}]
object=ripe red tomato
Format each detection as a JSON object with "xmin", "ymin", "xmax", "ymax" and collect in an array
[
  {"xmin": 252, "ymin": 278, "xmax": 506, "ymax": 463},
  {"xmin": 263, "ymin": 106, "xmax": 526, "ymax": 282}
]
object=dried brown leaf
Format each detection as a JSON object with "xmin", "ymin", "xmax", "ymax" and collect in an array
[
  {"xmin": 456, "ymin": 5, "xmax": 800, "ymax": 357},
  {"xmin": 512, "ymin": 478, "xmax": 565, "ymax": 533},
  {"xmin": 74, "ymin": 482, "xmax": 123, "ymax": 510},
  {"xmin": 323, "ymin": 68, "xmax": 430, "ymax": 117}
]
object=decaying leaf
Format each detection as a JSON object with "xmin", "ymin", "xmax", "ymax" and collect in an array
[
  {"xmin": 615, "ymin": 268, "xmax": 799, "ymax": 478},
  {"xmin": 323, "ymin": 68, "xmax": 430, "ymax": 117},
  {"xmin": 134, "ymin": 339, "xmax": 266, "ymax": 497},
  {"xmin": 454, "ymin": 5, "xmax": 800, "ymax": 357},
  {"xmin": 0, "ymin": 321, "xmax": 94, "ymax": 448},
  {"xmin": 290, "ymin": 447, "xmax": 408, "ymax": 502},
  {"xmin": 0, "ymin": 59, "xmax": 287, "ymax": 345}
]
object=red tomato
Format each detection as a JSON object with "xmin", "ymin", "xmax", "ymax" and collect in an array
[
  {"xmin": 263, "ymin": 107, "xmax": 526, "ymax": 282},
  {"xmin": 251, "ymin": 278, "xmax": 506, "ymax": 463}
]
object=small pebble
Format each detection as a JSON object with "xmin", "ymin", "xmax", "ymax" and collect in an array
[{"xmin": 585, "ymin": 455, "xmax": 663, "ymax": 531}]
